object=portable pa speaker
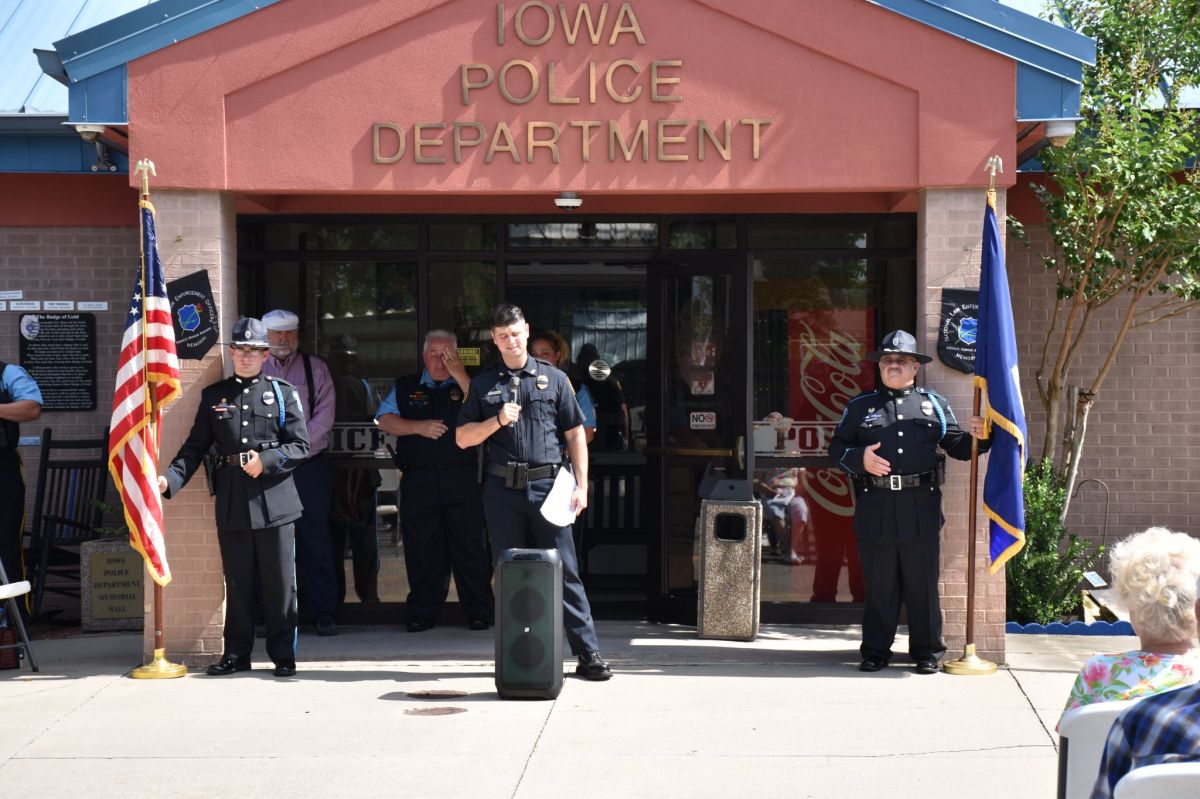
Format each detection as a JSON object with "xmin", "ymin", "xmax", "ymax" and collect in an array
[{"xmin": 495, "ymin": 548, "xmax": 564, "ymax": 700}]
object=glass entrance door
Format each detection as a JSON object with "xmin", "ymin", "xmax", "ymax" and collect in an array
[{"xmin": 646, "ymin": 256, "xmax": 754, "ymax": 623}]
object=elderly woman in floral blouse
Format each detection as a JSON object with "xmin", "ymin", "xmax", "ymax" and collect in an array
[{"xmin": 1057, "ymin": 527, "xmax": 1200, "ymax": 730}]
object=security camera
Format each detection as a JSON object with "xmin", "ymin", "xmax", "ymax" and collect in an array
[
  {"xmin": 554, "ymin": 191, "xmax": 582, "ymax": 211},
  {"xmin": 74, "ymin": 123, "xmax": 105, "ymax": 143}
]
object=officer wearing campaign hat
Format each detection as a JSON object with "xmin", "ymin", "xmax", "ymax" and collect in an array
[
  {"xmin": 159, "ymin": 317, "xmax": 310, "ymax": 677},
  {"xmin": 261, "ymin": 308, "xmax": 340, "ymax": 636},
  {"xmin": 828, "ymin": 330, "xmax": 989, "ymax": 675}
]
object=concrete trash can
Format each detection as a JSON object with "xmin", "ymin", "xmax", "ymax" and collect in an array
[{"xmin": 697, "ymin": 498, "xmax": 762, "ymax": 641}]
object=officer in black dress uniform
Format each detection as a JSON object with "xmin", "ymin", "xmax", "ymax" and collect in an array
[
  {"xmin": 457, "ymin": 304, "xmax": 612, "ymax": 681},
  {"xmin": 828, "ymin": 330, "xmax": 988, "ymax": 675},
  {"xmin": 159, "ymin": 317, "xmax": 310, "ymax": 678},
  {"xmin": 376, "ymin": 330, "xmax": 494, "ymax": 632}
]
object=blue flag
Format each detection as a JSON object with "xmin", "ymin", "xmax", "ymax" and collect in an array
[{"xmin": 977, "ymin": 191, "xmax": 1027, "ymax": 573}]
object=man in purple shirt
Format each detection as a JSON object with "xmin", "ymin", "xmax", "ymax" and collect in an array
[{"xmin": 262, "ymin": 309, "xmax": 339, "ymax": 636}]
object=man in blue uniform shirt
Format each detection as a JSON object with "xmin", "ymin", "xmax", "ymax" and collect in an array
[
  {"xmin": 376, "ymin": 330, "xmax": 494, "ymax": 632},
  {"xmin": 828, "ymin": 330, "xmax": 988, "ymax": 675},
  {"xmin": 0, "ymin": 360, "xmax": 43, "ymax": 605},
  {"xmin": 457, "ymin": 304, "xmax": 612, "ymax": 681},
  {"xmin": 158, "ymin": 318, "xmax": 310, "ymax": 678}
]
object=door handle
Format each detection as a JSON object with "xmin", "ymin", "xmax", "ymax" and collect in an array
[
  {"xmin": 736, "ymin": 435, "xmax": 745, "ymax": 471},
  {"xmin": 643, "ymin": 446, "xmax": 735, "ymax": 457}
]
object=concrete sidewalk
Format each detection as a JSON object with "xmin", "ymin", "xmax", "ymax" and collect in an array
[{"xmin": 0, "ymin": 622, "xmax": 1128, "ymax": 798}]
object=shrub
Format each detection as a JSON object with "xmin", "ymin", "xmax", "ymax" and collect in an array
[{"xmin": 1005, "ymin": 459, "xmax": 1102, "ymax": 625}]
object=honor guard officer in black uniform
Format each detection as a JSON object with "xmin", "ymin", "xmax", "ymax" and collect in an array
[
  {"xmin": 457, "ymin": 304, "xmax": 612, "ymax": 681},
  {"xmin": 375, "ymin": 329, "xmax": 494, "ymax": 632},
  {"xmin": 828, "ymin": 330, "xmax": 988, "ymax": 675},
  {"xmin": 159, "ymin": 317, "xmax": 310, "ymax": 678}
]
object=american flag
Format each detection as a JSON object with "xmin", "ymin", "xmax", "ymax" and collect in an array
[{"xmin": 107, "ymin": 200, "xmax": 181, "ymax": 586}]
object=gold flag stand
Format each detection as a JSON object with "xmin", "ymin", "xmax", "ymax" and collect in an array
[
  {"xmin": 945, "ymin": 156, "xmax": 1003, "ymax": 677},
  {"xmin": 129, "ymin": 159, "xmax": 186, "ymax": 680}
]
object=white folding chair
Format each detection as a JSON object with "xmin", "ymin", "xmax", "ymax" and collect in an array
[
  {"xmin": 1058, "ymin": 698, "xmax": 1142, "ymax": 799},
  {"xmin": 1114, "ymin": 762, "xmax": 1200, "ymax": 799},
  {"xmin": 0, "ymin": 559, "xmax": 39, "ymax": 673}
]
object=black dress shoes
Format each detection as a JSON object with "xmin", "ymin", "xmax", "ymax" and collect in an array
[
  {"xmin": 273, "ymin": 661, "xmax": 297, "ymax": 678},
  {"xmin": 467, "ymin": 617, "xmax": 490, "ymax": 631},
  {"xmin": 406, "ymin": 619, "xmax": 434, "ymax": 633},
  {"xmin": 575, "ymin": 651, "xmax": 613, "ymax": 681},
  {"xmin": 206, "ymin": 655, "xmax": 251, "ymax": 676},
  {"xmin": 858, "ymin": 657, "xmax": 888, "ymax": 673},
  {"xmin": 914, "ymin": 659, "xmax": 940, "ymax": 675}
]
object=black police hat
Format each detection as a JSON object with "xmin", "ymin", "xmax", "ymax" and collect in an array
[
  {"xmin": 228, "ymin": 317, "xmax": 269, "ymax": 349},
  {"xmin": 867, "ymin": 330, "xmax": 931, "ymax": 364}
]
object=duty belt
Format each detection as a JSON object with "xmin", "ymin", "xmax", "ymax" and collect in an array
[
  {"xmin": 399, "ymin": 462, "xmax": 473, "ymax": 471},
  {"xmin": 486, "ymin": 462, "xmax": 559, "ymax": 489},
  {"xmin": 861, "ymin": 468, "xmax": 941, "ymax": 491},
  {"xmin": 212, "ymin": 442, "xmax": 281, "ymax": 468}
]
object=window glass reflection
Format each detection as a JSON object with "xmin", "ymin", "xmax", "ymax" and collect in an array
[
  {"xmin": 428, "ymin": 261, "xmax": 498, "ymax": 365},
  {"xmin": 508, "ymin": 222, "xmax": 658, "ymax": 248}
]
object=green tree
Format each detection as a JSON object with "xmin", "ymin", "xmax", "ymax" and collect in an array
[
  {"xmin": 1006, "ymin": 460, "xmax": 1101, "ymax": 624},
  {"xmin": 1030, "ymin": 1, "xmax": 1200, "ymax": 517}
]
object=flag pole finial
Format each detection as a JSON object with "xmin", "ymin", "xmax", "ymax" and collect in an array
[
  {"xmin": 984, "ymin": 155, "xmax": 1003, "ymax": 194},
  {"xmin": 133, "ymin": 159, "xmax": 156, "ymax": 199}
]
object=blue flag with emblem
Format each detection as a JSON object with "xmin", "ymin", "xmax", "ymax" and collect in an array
[{"xmin": 976, "ymin": 189, "xmax": 1027, "ymax": 572}]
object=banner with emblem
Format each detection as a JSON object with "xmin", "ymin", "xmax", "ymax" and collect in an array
[
  {"xmin": 937, "ymin": 288, "xmax": 978, "ymax": 374},
  {"xmin": 166, "ymin": 270, "xmax": 219, "ymax": 360}
]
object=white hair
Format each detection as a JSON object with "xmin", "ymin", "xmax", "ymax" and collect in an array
[
  {"xmin": 423, "ymin": 329, "xmax": 457, "ymax": 351},
  {"xmin": 1110, "ymin": 527, "xmax": 1200, "ymax": 644}
]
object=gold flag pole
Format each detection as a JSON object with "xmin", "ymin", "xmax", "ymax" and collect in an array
[
  {"xmin": 130, "ymin": 159, "xmax": 186, "ymax": 679},
  {"xmin": 945, "ymin": 156, "xmax": 1002, "ymax": 677}
]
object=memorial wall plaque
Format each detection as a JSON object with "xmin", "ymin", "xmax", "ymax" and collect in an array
[
  {"xmin": 18, "ymin": 312, "xmax": 97, "ymax": 411},
  {"xmin": 167, "ymin": 270, "xmax": 219, "ymax": 360}
]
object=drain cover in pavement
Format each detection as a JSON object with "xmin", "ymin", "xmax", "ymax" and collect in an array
[
  {"xmin": 406, "ymin": 690, "xmax": 470, "ymax": 699},
  {"xmin": 404, "ymin": 706, "xmax": 467, "ymax": 716}
]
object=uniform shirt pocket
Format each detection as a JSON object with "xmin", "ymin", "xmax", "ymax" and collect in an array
[
  {"xmin": 529, "ymin": 394, "xmax": 558, "ymax": 426},
  {"xmin": 252, "ymin": 407, "xmax": 279, "ymax": 439}
]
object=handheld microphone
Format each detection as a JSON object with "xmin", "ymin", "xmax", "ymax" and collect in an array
[{"xmin": 508, "ymin": 375, "xmax": 521, "ymax": 404}]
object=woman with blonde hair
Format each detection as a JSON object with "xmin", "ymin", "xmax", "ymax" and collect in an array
[{"xmin": 1058, "ymin": 527, "xmax": 1200, "ymax": 728}]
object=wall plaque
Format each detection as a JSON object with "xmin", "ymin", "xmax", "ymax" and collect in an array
[{"xmin": 18, "ymin": 312, "xmax": 97, "ymax": 411}]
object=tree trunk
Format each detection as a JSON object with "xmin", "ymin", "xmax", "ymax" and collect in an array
[{"xmin": 1059, "ymin": 389, "xmax": 1094, "ymax": 524}]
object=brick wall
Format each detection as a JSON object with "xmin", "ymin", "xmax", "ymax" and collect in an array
[
  {"xmin": 0, "ymin": 226, "xmax": 137, "ymax": 517},
  {"xmin": 919, "ymin": 187, "xmax": 1006, "ymax": 664},
  {"xmin": 147, "ymin": 190, "xmax": 238, "ymax": 666},
  {"xmin": 1007, "ymin": 223, "xmax": 1200, "ymax": 557}
]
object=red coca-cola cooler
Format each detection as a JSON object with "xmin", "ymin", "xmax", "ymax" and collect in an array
[{"xmin": 786, "ymin": 309, "xmax": 873, "ymax": 602}]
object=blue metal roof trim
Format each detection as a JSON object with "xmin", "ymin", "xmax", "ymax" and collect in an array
[
  {"xmin": 0, "ymin": 131, "xmax": 130, "ymax": 173},
  {"xmin": 54, "ymin": 0, "xmax": 280, "ymax": 85},
  {"xmin": 868, "ymin": 0, "xmax": 1096, "ymax": 120},
  {"xmin": 67, "ymin": 65, "xmax": 129, "ymax": 125}
]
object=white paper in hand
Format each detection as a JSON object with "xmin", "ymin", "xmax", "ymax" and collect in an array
[{"xmin": 540, "ymin": 466, "xmax": 579, "ymax": 527}]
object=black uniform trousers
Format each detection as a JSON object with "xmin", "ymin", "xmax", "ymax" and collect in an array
[
  {"xmin": 482, "ymin": 474, "xmax": 599, "ymax": 656},
  {"xmin": 399, "ymin": 464, "xmax": 493, "ymax": 622},
  {"xmin": 0, "ymin": 450, "xmax": 27, "ymax": 619},
  {"xmin": 857, "ymin": 533, "xmax": 945, "ymax": 663},
  {"xmin": 290, "ymin": 456, "xmax": 337, "ymax": 624},
  {"xmin": 217, "ymin": 523, "xmax": 298, "ymax": 665}
]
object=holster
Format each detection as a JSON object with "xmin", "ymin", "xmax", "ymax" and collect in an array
[{"xmin": 202, "ymin": 447, "xmax": 220, "ymax": 497}]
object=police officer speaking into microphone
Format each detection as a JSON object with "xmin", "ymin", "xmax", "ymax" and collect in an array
[
  {"xmin": 828, "ymin": 330, "xmax": 988, "ymax": 676},
  {"xmin": 158, "ymin": 317, "xmax": 310, "ymax": 678},
  {"xmin": 456, "ymin": 304, "xmax": 612, "ymax": 681}
]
